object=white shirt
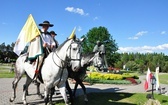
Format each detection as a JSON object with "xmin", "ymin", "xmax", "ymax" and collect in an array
[{"xmin": 40, "ymin": 29, "xmax": 55, "ymax": 46}]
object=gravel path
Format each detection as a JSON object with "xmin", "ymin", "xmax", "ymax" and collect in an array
[{"xmin": 0, "ymin": 75, "xmax": 168, "ymax": 105}]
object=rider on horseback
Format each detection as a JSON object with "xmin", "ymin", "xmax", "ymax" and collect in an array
[
  {"xmin": 28, "ymin": 21, "xmax": 56, "ymax": 78},
  {"xmin": 36, "ymin": 21, "xmax": 56, "ymax": 73},
  {"xmin": 50, "ymin": 30, "xmax": 59, "ymax": 51}
]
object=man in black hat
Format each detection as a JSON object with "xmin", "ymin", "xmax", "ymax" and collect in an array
[
  {"xmin": 50, "ymin": 31, "xmax": 59, "ymax": 51},
  {"xmin": 39, "ymin": 21, "xmax": 55, "ymax": 50},
  {"xmin": 35, "ymin": 20, "xmax": 55, "ymax": 77}
]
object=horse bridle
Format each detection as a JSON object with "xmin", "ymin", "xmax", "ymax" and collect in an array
[
  {"xmin": 52, "ymin": 40, "xmax": 81, "ymax": 68},
  {"xmin": 69, "ymin": 41, "xmax": 81, "ymax": 61}
]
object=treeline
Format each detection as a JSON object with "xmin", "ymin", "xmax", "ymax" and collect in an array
[
  {"xmin": 114, "ymin": 52, "xmax": 168, "ymax": 73},
  {"xmin": 0, "ymin": 42, "xmax": 18, "ymax": 63}
]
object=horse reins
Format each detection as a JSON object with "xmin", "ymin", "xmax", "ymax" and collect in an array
[
  {"xmin": 51, "ymin": 40, "xmax": 82, "ymax": 85},
  {"xmin": 52, "ymin": 41, "xmax": 81, "ymax": 68}
]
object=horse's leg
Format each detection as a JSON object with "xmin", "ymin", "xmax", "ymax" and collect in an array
[
  {"xmin": 23, "ymin": 84, "xmax": 29, "ymax": 96},
  {"xmin": 24, "ymin": 81, "xmax": 44, "ymax": 98},
  {"xmin": 48, "ymin": 87, "xmax": 55, "ymax": 105},
  {"xmin": 66, "ymin": 80, "xmax": 74, "ymax": 105},
  {"xmin": 75, "ymin": 78, "xmax": 88, "ymax": 102},
  {"xmin": 59, "ymin": 86, "xmax": 69, "ymax": 105},
  {"xmin": 44, "ymin": 87, "xmax": 49, "ymax": 105},
  {"xmin": 35, "ymin": 82, "xmax": 44, "ymax": 99},
  {"xmin": 22, "ymin": 75, "xmax": 32, "ymax": 105},
  {"xmin": 73, "ymin": 80, "xmax": 79, "ymax": 97},
  {"xmin": 9, "ymin": 76, "xmax": 22, "ymax": 102}
]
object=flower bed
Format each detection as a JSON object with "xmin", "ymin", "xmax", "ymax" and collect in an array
[
  {"xmin": 87, "ymin": 72, "xmax": 123, "ymax": 80},
  {"xmin": 86, "ymin": 72, "xmax": 140, "ymax": 84}
]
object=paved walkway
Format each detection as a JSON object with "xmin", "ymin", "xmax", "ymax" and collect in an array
[{"xmin": 0, "ymin": 75, "xmax": 168, "ymax": 105}]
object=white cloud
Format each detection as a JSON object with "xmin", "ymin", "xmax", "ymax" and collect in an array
[
  {"xmin": 128, "ymin": 36, "xmax": 138, "ymax": 40},
  {"xmin": 161, "ymin": 31, "xmax": 166, "ymax": 35},
  {"xmin": 118, "ymin": 43, "xmax": 168, "ymax": 54},
  {"xmin": 77, "ymin": 26, "xmax": 82, "ymax": 32},
  {"xmin": 93, "ymin": 17, "xmax": 98, "ymax": 21},
  {"xmin": 128, "ymin": 31, "xmax": 148, "ymax": 40},
  {"xmin": 65, "ymin": 7, "xmax": 89, "ymax": 16}
]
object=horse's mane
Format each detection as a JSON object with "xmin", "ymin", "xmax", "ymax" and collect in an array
[
  {"xmin": 82, "ymin": 52, "xmax": 96, "ymax": 59},
  {"xmin": 56, "ymin": 39, "xmax": 71, "ymax": 51}
]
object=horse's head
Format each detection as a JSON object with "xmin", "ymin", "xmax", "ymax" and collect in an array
[
  {"xmin": 66, "ymin": 38, "xmax": 84, "ymax": 72},
  {"xmin": 81, "ymin": 51, "xmax": 103, "ymax": 68}
]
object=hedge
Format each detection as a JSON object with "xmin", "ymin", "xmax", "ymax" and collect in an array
[
  {"xmin": 87, "ymin": 72, "xmax": 139, "ymax": 80},
  {"xmin": 84, "ymin": 77, "xmax": 141, "ymax": 85},
  {"xmin": 122, "ymin": 73, "xmax": 139, "ymax": 79}
]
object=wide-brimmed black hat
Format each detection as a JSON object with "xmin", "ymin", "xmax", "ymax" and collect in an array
[
  {"xmin": 39, "ymin": 21, "xmax": 54, "ymax": 27},
  {"xmin": 50, "ymin": 31, "xmax": 57, "ymax": 35}
]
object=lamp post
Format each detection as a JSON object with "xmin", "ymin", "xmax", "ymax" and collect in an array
[{"xmin": 151, "ymin": 74, "xmax": 156, "ymax": 99}]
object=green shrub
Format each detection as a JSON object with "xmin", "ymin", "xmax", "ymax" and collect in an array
[
  {"xmin": 122, "ymin": 73, "xmax": 139, "ymax": 79},
  {"xmin": 84, "ymin": 77, "xmax": 132, "ymax": 84},
  {"xmin": 87, "ymin": 72, "xmax": 123, "ymax": 80},
  {"xmin": 87, "ymin": 72, "xmax": 139, "ymax": 80},
  {"xmin": 86, "ymin": 72, "xmax": 141, "ymax": 84}
]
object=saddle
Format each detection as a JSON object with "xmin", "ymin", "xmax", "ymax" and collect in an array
[{"xmin": 24, "ymin": 47, "xmax": 51, "ymax": 83}]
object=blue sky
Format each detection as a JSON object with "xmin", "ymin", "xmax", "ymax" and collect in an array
[{"xmin": 0, "ymin": 0, "xmax": 168, "ymax": 55}]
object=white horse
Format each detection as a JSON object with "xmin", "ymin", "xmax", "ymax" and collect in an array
[{"xmin": 10, "ymin": 38, "xmax": 83, "ymax": 105}]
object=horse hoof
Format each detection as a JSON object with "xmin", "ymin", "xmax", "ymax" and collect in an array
[
  {"xmin": 84, "ymin": 99, "xmax": 88, "ymax": 104},
  {"xmin": 85, "ymin": 101, "xmax": 88, "ymax": 105},
  {"xmin": 23, "ymin": 100, "xmax": 28, "ymax": 105},
  {"xmin": 9, "ymin": 98, "xmax": 14, "ymax": 102},
  {"xmin": 47, "ymin": 103, "xmax": 53, "ymax": 105},
  {"xmin": 23, "ymin": 102, "xmax": 28, "ymax": 105},
  {"xmin": 47, "ymin": 102, "xmax": 53, "ymax": 105}
]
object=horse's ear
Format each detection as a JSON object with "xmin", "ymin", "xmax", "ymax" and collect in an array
[{"xmin": 80, "ymin": 37, "xmax": 85, "ymax": 42}]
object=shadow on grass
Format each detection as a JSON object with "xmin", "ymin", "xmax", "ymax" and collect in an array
[
  {"xmin": 74, "ymin": 86, "xmax": 126, "ymax": 96},
  {"xmin": 73, "ymin": 87, "xmax": 136, "ymax": 105},
  {"xmin": 74, "ymin": 92, "xmax": 136, "ymax": 105}
]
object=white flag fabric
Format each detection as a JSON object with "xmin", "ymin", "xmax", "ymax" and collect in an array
[
  {"xmin": 13, "ymin": 14, "xmax": 40, "ymax": 56},
  {"xmin": 155, "ymin": 67, "xmax": 160, "ymax": 91},
  {"xmin": 13, "ymin": 30, "xmax": 27, "ymax": 56}
]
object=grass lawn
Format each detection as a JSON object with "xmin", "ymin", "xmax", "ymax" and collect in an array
[
  {"xmin": 159, "ymin": 73, "xmax": 168, "ymax": 84},
  {"xmin": 0, "ymin": 64, "xmax": 15, "ymax": 78},
  {"xmin": 119, "ymin": 70, "xmax": 144, "ymax": 76},
  {"xmin": 55, "ymin": 92, "xmax": 168, "ymax": 105},
  {"xmin": 0, "ymin": 71, "xmax": 15, "ymax": 78}
]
